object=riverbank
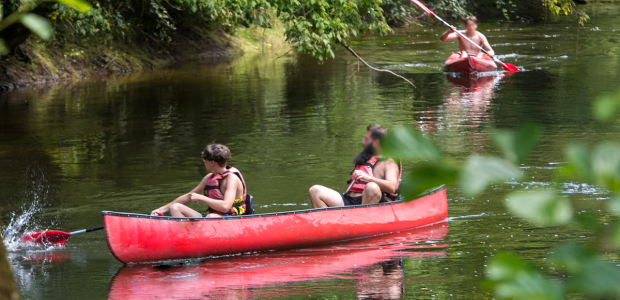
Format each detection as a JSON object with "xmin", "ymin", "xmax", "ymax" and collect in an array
[{"xmin": 0, "ymin": 25, "xmax": 288, "ymax": 92}]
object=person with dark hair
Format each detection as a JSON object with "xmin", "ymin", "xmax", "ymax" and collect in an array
[
  {"xmin": 309, "ymin": 124, "xmax": 400, "ymax": 207},
  {"xmin": 150, "ymin": 143, "xmax": 247, "ymax": 218},
  {"xmin": 440, "ymin": 16, "xmax": 495, "ymax": 59}
]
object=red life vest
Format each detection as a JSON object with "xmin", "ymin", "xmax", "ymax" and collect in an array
[
  {"xmin": 204, "ymin": 166, "xmax": 247, "ymax": 216},
  {"xmin": 347, "ymin": 156, "xmax": 379, "ymax": 194}
]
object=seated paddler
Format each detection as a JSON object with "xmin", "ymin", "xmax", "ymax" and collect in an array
[
  {"xmin": 150, "ymin": 143, "xmax": 247, "ymax": 218},
  {"xmin": 309, "ymin": 124, "xmax": 400, "ymax": 208}
]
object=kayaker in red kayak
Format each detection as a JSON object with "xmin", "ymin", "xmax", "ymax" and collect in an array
[
  {"xmin": 309, "ymin": 124, "xmax": 400, "ymax": 208},
  {"xmin": 440, "ymin": 16, "xmax": 495, "ymax": 59},
  {"xmin": 150, "ymin": 144, "xmax": 247, "ymax": 218}
]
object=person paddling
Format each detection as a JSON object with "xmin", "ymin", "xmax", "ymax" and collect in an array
[
  {"xmin": 151, "ymin": 143, "xmax": 247, "ymax": 218},
  {"xmin": 440, "ymin": 16, "xmax": 495, "ymax": 59},
  {"xmin": 309, "ymin": 124, "xmax": 400, "ymax": 207}
]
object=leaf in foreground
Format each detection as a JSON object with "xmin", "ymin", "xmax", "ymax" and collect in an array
[
  {"xmin": 458, "ymin": 156, "xmax": 522, "ymax": 197},
  {"xmin": 20, "ymin": 14, "xmax": 53, "ymax": 40},
  {"xmin": 505, "ymin": 190, "xmax": 573, "ymax": 226},
  {"xmin": 381, "ymin": 127, "xmax": 440, "ymax": 162},
  {"xmin": 400, "ymin": 164, "xmax": 457, "ymax": 201},
  {"xmin": 57, "ymin": 0, "xmax": 92, "ymax": 12},
  {"xmin": 487, "ymin": 253, "xmax": 564, "ymax": 300},
  {"xmin": 491, "ymin": 124, "xmax": 541, "ymax": 165}
]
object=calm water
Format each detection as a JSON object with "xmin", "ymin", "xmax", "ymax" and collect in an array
[{"xmin": 2, "ymin": 4, "xmax": 620, "ymax": 299}]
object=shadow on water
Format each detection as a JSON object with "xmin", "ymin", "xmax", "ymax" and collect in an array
[{"xmin": 107, "ymin": 222, "xmax": 447, "ymax": 300}]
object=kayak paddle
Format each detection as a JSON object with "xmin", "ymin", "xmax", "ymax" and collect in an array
[
  {"xmin": 409, "ymin": 0, "xmax": 521, "ymax": 72},
  {"xmin": 20, "ymin": 226, "xmax": 104, "ymax": 245}
]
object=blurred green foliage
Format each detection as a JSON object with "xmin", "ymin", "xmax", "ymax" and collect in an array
[{"xmin": 382, "ymin": 88, "xmax": 620, "ymax": 299}]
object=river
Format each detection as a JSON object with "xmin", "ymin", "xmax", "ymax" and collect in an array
[{"xmin": 2, "ymin": 4, "xmax": 620, "ymax": 299}]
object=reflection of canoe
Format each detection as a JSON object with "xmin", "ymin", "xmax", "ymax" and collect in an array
[
  {"xmin": 103, "ymin": 186, "xmax": 447, "ymax": 264},
  {"xmin": 445, "ymin": 73, "xmax": 497, "ymax": 91},
  {"xmin": 107, "ymin": 222, "xmax": 448, "ymax": 299},
  {"xmin": 444, "ymin": 52, "xmax": 497, "ymax": 74}
]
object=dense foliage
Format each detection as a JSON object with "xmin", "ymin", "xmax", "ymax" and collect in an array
[
  {"xmin": 384, "ymin": 88, "xmax": 620, "ymax": 299},
  {"xmin": 0, "ymin": 0, "xmax": 589, "ymax": 63}
]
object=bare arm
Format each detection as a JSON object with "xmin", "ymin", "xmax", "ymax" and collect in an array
[
  {"xmin": 353, "ymin": 160, "xmax": 399, "ymax": 194},
  {"xmin": 479, "ymin": 33, "xmax": 495, "ymax": 56},
  {"xmin": 440, "ymin": 26, "xmax": 459, "ymax": 42},
  {"xmin": 191, "ymin": 175, "xmax": 240, "ymax": 213},
  {"xmin": 150, "ymin": 175, "xmax": 210, "ymax": 215}
]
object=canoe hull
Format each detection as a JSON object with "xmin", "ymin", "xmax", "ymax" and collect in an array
[
  {"xmin": 103, "ymin": 186, "xmax": 448, "ymax": 264},
  {"xmin": 444, "ymin": 52, "xmax": 497, "ymax": 74}
]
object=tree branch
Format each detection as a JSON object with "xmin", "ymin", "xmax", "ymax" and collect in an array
[{"xmin": 341, "ymin": 43, "xmax": 415, "ymax": 88}]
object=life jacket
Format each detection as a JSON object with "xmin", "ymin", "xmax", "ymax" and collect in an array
[
  {"xmin": 204, "ymin": 166, "xmax": 247, "ymax": 216},
  {"xmin": 346, "ymin": 157, "xmax": 402, "ymax": 201},
  {"xmin": 347, "ymin": 156, "xmax": 379, "ymax": 194}
]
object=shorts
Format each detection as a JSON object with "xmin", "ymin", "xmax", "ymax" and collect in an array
[
  {"xmin": 201, "ymin": 213, "xmax": 231, "ymax": 217},
  {"xmin": 341, "ymin": 194, "xmax": 388, "ymax": 206}
]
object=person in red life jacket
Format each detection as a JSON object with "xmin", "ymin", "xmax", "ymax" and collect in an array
[
  {"xmin": 150, "ymin": 143, "xmax": 247, "ymax": 218},
  {"xmin": 309, "ymin": 124, "xmax": 400, "ymax": 207}
]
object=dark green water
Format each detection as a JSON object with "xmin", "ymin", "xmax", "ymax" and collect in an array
[{"xmin": 2, "ymin": 4, "xmax": 620, "ymax": 299}]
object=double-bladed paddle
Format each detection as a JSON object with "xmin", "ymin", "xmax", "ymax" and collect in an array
[
  {"xmin": 409, "ymin": 0, "xmax": 520, "ymax": 72},
  {"xmin": 20, "ymin": 226, "xmax": 104, "ymax": 245}
]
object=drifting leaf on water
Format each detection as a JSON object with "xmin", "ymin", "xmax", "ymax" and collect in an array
[
  {"xmin": 487, "ymin": 253, "xmax": 564, "ymax": 300},
  {"xmin": 491, "ymin": 124, "xmax": 541, "ymax": 164},
  {"xmin": 400, "ymin": 164, "xmax": 458, "ymax": 201},
  {"xmin": 505, "ymin": 190, "xmax": 572, "ymax": 226},
  {"xmin": 57, "ymin": 0, "xmax": 91, "ymax": 12},
  {"xmin": 550, "ymin": 244, "xmax": 620, "ymax": 297},
  {"xmin": 20, "ymin": 14, "xmax": 53, "ymax": 40},
  {"xmin": 592, "ymin": 142, "xmax": 620, "ymax": 191},
  {"xmin": 459, "ymin": 156, "xmax": 522, "ymax": 197},
  {"xmin": 593, "ymin": 94, "xmax": 620, "ymax": 122},
  {"xmin": 381, "ymin": 127, "xmax": 440, "ymax": 162}
]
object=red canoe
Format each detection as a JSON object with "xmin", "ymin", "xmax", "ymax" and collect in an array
[
  {"xmin": 103, "ymin": 186, "xmax": 447, "ymax": 264},
  {"xmin": 107, "ymin": 222, "xmax": 448, "ymax": 299},
  {"xmin": 444, "ymin": 52, "xmax": 497, "ymax": 74}
]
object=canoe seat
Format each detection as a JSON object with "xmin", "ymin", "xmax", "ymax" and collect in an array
[{"xmin": 244, "ymin": 194, "xmax": 255, "ymax": 215}]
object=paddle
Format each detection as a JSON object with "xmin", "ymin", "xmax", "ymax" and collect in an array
[
  {"xmin": 409, "ymin": 0, "xmax": 520, "ymax": 72},
  {"xmin": 20, "ymin": 226, "xmax": 104, "ymax": 245}
]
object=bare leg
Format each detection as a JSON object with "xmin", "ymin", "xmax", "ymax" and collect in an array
[
  {"xmin": 309, "ymin": 185, "xmax": 344, "ymax": 208},
  {"xmin": 169, "ymin": 203, "xmax": 203, "ymax": 218},
  {"xmin": 476, "ymin": 52, "xmax": 484, "ymax": 58},
  {"xmin": 460, "ymin": 50, "xmax": 468, "ymax": 58},
  {"xmin": 206, "ymin": 213, "xmax": 224, "ymax": 218},
  {"xmin": 361, "ymin": 182, "xmax": 382, "ymax": 204}
]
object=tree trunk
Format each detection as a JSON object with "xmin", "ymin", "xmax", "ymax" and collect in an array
[{"xmin": 0, "ymin": 221, "xmax": 19, "ymax": 300}]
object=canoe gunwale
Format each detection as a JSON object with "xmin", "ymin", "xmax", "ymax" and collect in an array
[{"xmin": 102, "ymin": 185, "xmax": 446, "ymax": 221}]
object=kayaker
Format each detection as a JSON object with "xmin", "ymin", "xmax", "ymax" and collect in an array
[
  {"xmin": 309, "ymin": 124, "xmax": 400, "ymax": 207},
  {"xmin": 440, "ymin": 16, "xmax": 495, "ymax": 59},
  {"xmin": 150, "ymin": 143, "xmax": 247, "ymax": 218}
]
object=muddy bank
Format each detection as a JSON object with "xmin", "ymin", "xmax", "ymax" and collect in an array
[{"xmin": 0, "ymin": 25, "xmax": 287, "ymax": 93}]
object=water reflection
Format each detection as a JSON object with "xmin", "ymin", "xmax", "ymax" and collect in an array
[{"xmin": 107, "ymin": 222, "xmax": 447, "ymax": 299}]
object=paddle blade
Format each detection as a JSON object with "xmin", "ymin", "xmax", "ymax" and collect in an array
[
  {"xmin": 499, "ymin": 61, "xmax": 520, "ymax": 72},
  {"xmin": 409, "ymin": 0, "xmax": 434, "ymax": 15},
  {"xmin": 21, "ymin": 230, "xmax": 71, "ymax": 245}
]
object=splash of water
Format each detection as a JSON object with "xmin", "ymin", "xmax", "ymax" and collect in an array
[{"xmin": 1, "ymin": 201, "xmax": 50, "ymax": 251}]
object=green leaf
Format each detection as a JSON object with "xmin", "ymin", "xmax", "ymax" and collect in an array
[
  {"xmin": 505, "ymin": 190, "xmax": 573, "ymax": 226},
  {"xmin": 592, "ymin": 95, "xmax": 619, "ymax": 122},
  {"xmin": 608, "ymin": 196, "xmax": 620, "ymax": 216},
  {"xmin": 487, "ymin": 253, "xmax": 564, "ymax": 300},
  {"xmin": 550, "ymin": 244, "xmax": 620, "ymax": 297},
  {"xmin": 381, "ymin": 127, "xmax": 440, "ymax": 162},
  {"xmin": 458, "ymin": 156, "xmax": 522, "ymax": 197},
  {"xmin": 559, "ymin": 144, "xmax": 592, "ymax": 182},
  {"xmin": 400, "ymin": 164, "xmax": 458, "ymax": 201},
  {"xmin": 57, "ymin": 0, "xmax": 91, "ymax": 13},
  {"xmin": 491, "ymin": 124, "xmax": 541, "ymax": 164},
  {"xmin": 592, "ymin": 142, "xmax": 620, "ymax": 190},
  {"xmin": 20, "ymin": 14, "xmax": 53, "ymax": 41},
  {"xmin": 572, "ymin": 213, "xmax": 601, "ymax": 231}
]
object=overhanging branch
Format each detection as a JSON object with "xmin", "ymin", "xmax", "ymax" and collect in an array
[{"xmin": 341, "ymin": 42, "xmax": 415, "ymax": 88}]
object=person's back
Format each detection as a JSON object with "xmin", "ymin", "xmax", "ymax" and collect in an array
[{"xmin": 440, "ymin": 16, "xmax": 495, "ymax": 59}]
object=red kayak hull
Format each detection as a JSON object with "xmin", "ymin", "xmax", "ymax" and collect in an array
[
  {"xmin": 107, "ymin": 222, "xmax": 448, "ymax": 299},
  {"xmin": 444, "ymin": 52, "xmax": 497, "ymax": 74},
  {"xmin": 103, "ymin": 186, "xmax": 448, "ymax": 264}
]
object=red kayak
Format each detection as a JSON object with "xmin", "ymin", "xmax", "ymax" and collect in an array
[
  {"xmin": 103, "ymin": 186, "xmax": 448, "ymax": 264},
  {"xmin": 107, "ymin": 222, "xmax": 448, "ymax": 299},
  {"xmin": 444, "ymin": 52, "xmax": 497, "ymax": 74}
]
